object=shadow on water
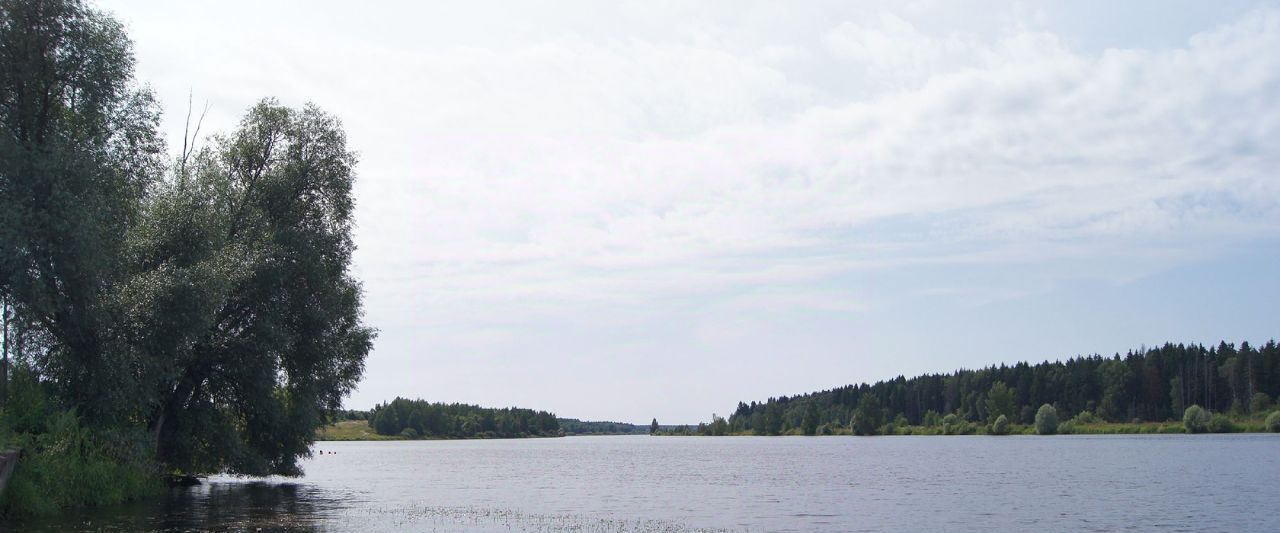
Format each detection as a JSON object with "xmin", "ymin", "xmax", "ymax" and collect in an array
[{"xmin": 3, "ymin": 480, "xmax": 359, "ymax": 532}]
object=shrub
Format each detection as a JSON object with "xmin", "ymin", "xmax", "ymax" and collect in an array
[
  {"xmin": 990, "ymin": 415, "xmax": 1010, "ymax": 435},
  {"xmin": 1266, "ymin": 411, "xmax": 1280, "ymax": 433},
  {"xmin": 1070, "ymin": 411, "xmax": 1100, "ymax": 425},
  {"xmin": 922, "ymin": 410, "xmax": 941, "ymax": 428},
  {"xmin": 1035, "ymin": 404, "xmax": 1058, "ymax": 435},
  {"xmin": 1057, "ymin": 420, "xmax": 1076, "ymax": 434},
  {"xmin": 1208, "ymin": 414, "xmax": 1236, "ymax": 434},
  {"xmin": 2, "ymin": 411, "xmax": 161, "ymax": 516},
  {"xmin": 1183, "ymin": 405, "xmax": 1210, "ymax": 434},
  {"xmin": 400, "ymin": 427, "xmax": 420, "ymax": 439},
  {"xmin": 942, "ymin": 414, "xmax": 959, "ymax": 435}
]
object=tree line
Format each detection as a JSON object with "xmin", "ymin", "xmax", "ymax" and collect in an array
[
  {"xmin": 368, "ymin": 398, "xmax": 559, "ymax": 439},
  {"xmin": 558, "ymin": 418, "xmax": 646, "ymax": 435},
  {"xmin": 720, "ymin": 340, "xmax": 1280, "ymax": 436}
]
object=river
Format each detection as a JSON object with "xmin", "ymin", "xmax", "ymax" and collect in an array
[{"xmin": 8, "ymin": 434, "xmax": 1279, "ymax": 531}]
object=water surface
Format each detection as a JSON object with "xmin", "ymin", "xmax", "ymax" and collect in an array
[{"xmin": 11, "ymin": 434, "xmax": 1279, "ymax": 531}]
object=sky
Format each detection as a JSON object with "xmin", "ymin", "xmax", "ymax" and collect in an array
[{"xmin": 98, "ymin": 0, "xmax": 1280, "ymax": 424}]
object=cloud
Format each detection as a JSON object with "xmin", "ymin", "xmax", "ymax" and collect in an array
[
  {"xmin": 348, "ymin": 7, "xmax": 1280, "ymax": 317},
  {"xmin": 102, "ymin": 0, "xmax": 1280, "ymax": 418}
]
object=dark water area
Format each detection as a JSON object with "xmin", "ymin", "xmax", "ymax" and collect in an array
[{"xmin": 6, "ymin": 434, "xmax": 1280, "ymax": 531}]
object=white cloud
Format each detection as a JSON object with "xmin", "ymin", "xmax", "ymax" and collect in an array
[{"xmin": 100, "ymin": 0, "xmax": 1280, "ymax": 420}]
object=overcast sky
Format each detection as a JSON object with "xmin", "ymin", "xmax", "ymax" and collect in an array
[{"xmin": 98, "ymin": 0, "xmax": 1280, "ymax": 423}]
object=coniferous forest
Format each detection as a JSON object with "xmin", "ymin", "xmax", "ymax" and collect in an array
[{"xmin": 719, "ymin": 340, "xmax": 1280, "ymax": 436}]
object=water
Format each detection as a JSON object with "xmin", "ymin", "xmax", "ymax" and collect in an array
[{"xmin": 9, "ymin": 434, "xmax": 1280, "ymax": 531}]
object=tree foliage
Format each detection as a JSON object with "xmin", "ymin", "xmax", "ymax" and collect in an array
[
  {"xmin": 1266, "ymin": 411, "xmax": 1280, "ymax": 433},
  {"xmin": 0, "ymin": 0, "xmax": 372, "ymax": 477},
  {"xmin": 558, "ymin": 419, "xmax": 645, "ymax": 435},
  {"xmin": 991, "ymin": 414, "xmax": 1010, "ymax": 435},
  {"xmin": 368, "ymin": 398, "xmax": 558, "ymax": 439},
  {"xmin": 1183, "ymin": 405, "xmax": 1209, "ymax": 434},
  {"xmin": 718, "ymin": 340, "xmax": 1280, "ymax": 436},
  {"xmin": 1035, "ymin": 404, "xmax": 1057, "ymax": 435}
]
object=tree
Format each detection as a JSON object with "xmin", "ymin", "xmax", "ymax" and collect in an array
[
  {"xmin": 852, "ymin": 395, "xmax": 881, "ymax": 436},
  {"xmin": 708, "ymin": 414, "xmax": 729, "ymax": 436},
  {"xmin": 129, "ymin": 100, "xmax": 375, "ymax": 476},
  {"xmin": 0, "ymin": 0, "xmax": 374, "ymax": 478},
  {"xmin": 985, "ymin": 382, "xmax": 1015, "ymax": 423},
  {"xmin": 1183, "ymin": 405, "xmax": 1210, "ymax": 434},
  {"xmin": 991, "ymin": 414, "xmax": 1010, "ymax": 435},
  {"xmin": 1250, "ymin": 392, "xmax": 1272, "ymax": 414},
  {"xmin": 0, "ymin": 0, "xmax": 165, "ymax": 422},
  {"xmin": 801, "ymin": 401, "xmax": 820, "ymax": 436},
  {"xmin": 942, "ymin": 413, "xmax": 960, "ymax": 435},
  {"xmin": 1098, "ymin": 358, "xmax": 1134, "ymax": 421},
  {"xmin": 649, "ymin": 418, "xmax": 659, "ymax": 435},
  {"xmin": 1034, "ymin": 404, "xmax": 1057, "ymax": 435}
]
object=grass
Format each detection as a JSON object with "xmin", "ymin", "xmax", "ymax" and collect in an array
[{"xmin": 314, "ymin": 420, "xmax": 404, "ymax": 441}]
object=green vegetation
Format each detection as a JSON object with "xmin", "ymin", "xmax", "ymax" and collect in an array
[
  {"xmin": 0, "ymin": 0, "xmax": 372, "ymax": 515},
  {"xmin": 0, "ymin": 368, "xmax": 161, "ymax": 515},
  {"xmin": 1183, "ymin": 405, "xmax": 1210, "ymax": 433},
  {"xmin": 559, "ymin": 419, "xmax": 646, "ymax": 435},
  {"xmin": 1035, "ymin": 404, "xmax": 1058, "ymax": 435},
  {"xmin": 368, "ymin": 398, "xmax": 559, "ymax": 439},
  {"xmin": 654, "ymin": 340, "xmax": 1280, "ymax": 437},
  {"xmin": 1266, "ymin": 411, "xmax": 1280, "ymax": 433},
  {"xmin": 690, "ymin": 340, "xmax": 1279, "ymax": 436},
  {"xmin": 991, "ymin": 415, "xmax": 1010, "ymax": 435},
  {"xmin": 316, "ymin": 420, "xmax": 403, "ymax": 441}
]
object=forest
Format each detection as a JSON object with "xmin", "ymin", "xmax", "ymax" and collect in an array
[
  {"xmin": 367, "ymin": 398, "xmax": 560, "ymax": 439},
  {"xmin": 717, "ymin": 340, "xmax": 1280, "ymax": 436},
  {"xmin": 557, "ymin": 419, "xmax": 647, "ymax": 435}
]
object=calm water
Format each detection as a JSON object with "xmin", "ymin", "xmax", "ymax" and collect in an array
[{"xmin": 10, "ymin": 434, "xmax": 1280, "ymax": 532}]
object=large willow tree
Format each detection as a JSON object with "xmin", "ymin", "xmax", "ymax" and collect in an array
[{"xmin": 0, "ymin": 0, "xmax": 373, "ymax": 476}]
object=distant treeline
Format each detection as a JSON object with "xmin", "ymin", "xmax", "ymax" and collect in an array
[
  {"xmin": 557, "ymin": 419, "xmax": 647, "ymax": 435},
  {"xmin": 368, "ymin": 398, "xmax": 560, "ymax": 439},
  {"xmin": 724, "ymin": 340, "xmax": 1280, "ymax": 435}
]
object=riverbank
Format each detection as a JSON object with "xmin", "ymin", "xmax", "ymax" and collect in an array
[
  {"xmin": 655, "ymin": 414, "xmax": 1280, "ymax": 436},
  {"xmin": 315, "ymin": 420, "xmax": 566, "ymax": 441},
  {"xmin": 315, "ymin": 420, "xmax": 406, "ymax": 441}
]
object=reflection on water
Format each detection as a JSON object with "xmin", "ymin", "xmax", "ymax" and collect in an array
[
  {"xmin": 4, "ymin": 434, "xmax": 1280, "ymax": 531},
  {"xmin": 8, "ymin": 481, "xmax": 358, "ymax": 532},
  {"xmin": 6, "ymin": 479, "xmax": 730, "ymax": 532}
]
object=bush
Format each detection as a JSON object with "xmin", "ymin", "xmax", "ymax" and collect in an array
[
  {"xmin": 990, "ymin": 415, "xmax": 1010, "ymax": 435},
  {"xmin": 1035, "ymin": 404, "xmax": 1058, "ymax": 435},
  {"xmin": 922, "ymin": 410, "xmax": 941, "ymax": 428},
  {"xmin": 400, "ymin": 427, "xmax": 420, "ymax": 439},
  {"xmin": 1056, "ymin": 420, "xmax": 1076, "ymax": 435},
  {"xmin": 942, "ymin": 414, "xmax": 959, "ymax": 435},
  {"xmin": 1266, "ymin": 411, "xmax": 1280, "ymax": 433},
  {"xmin": 1070, "ymin": 410, "xmax": 1100, "ymax": 425},
  {"xmin": 2, "ymin": 411, "xmax": 161, "ymax": 516},
  {"xmin": 1183, "ymin": 405, "xmax": 1210, "ymax": 434},
  {"xmin": 1208, "ymin": 414, "xmax": 1236, "ymax": 434}
]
